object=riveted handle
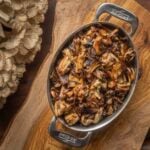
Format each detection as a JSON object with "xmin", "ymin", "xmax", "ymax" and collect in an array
[
  {"xmin": 94, "ymin": 3, "xmax": 139, "ymax": 36},
  {"xmin": 49, "ymin": 117, "xmax": 92, "ymax": 147}
]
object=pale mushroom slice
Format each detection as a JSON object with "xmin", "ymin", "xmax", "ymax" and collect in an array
[
  {"xmin": 124, "ymin": 48, "xmax": 135, "ymax": 62},
  {"xmin": 117, "ymin": 76, "xmax": 130, "ymax": 92},
  {"xmin": 57, "ymin": 56, "xmax": 72, "ymax": 75},
  {"xmin": 93, "ymin": 107, "xmax": 103, "ymax": 124},
  {"xmin": 81, "ymin": 108, "xmax": 103, "ymax": 126},
  {"xmin": 101, "ymin": 37, "xmax": 112, "ymax": 46},
  {"xmin": 126, "ymin": 67, "xmax": 135, "ymax": 82},
  {"xmin": 106, "ymin": 105, "xmax": 114, "ymax": 116},
  {"xmin": 54, "ymin": 100, "xmax": 71, "ymax": 116},
  {"xmin": 99, "ymin": 28, "xmax": 108, "ymax": 37},
  {"xmin": 90, "ymin": 79, "xmax": 102, "ymax": 90},
  {"xmin": 108, "ymin": 62, "xmax": 122, "ymax": 80},
  {"xmin": 65, "ymin": 113, "xmax": 79, "ymax": 126},
  {"xmin": 108, "ymin": 80, "xmax": 116, "ymax": 89},
  {"xmin": 0, "ymin": 9, "xmax": 10, "ymax": 22},
  {"xmin": 74, "ymin": 47, "xmax": 86, "ymax": 73},
  {"xmin": 93, "ymin": 36, "xmax": 102, "ymax": 55},
  {"xmin": 108, "ymin": 29, "xmax": 119, "ymax": 37},
  {"xmin": 81, "ymin": 114, "xmax": 93, "ymax": 126},
  {"xmin": 101, "ymin": 52, "xmax": 119, "ymax": 67},
  {"xmin": 57, "ymin": 49, "xmax": 73, "ymax": 75},
  {"xmin": 68, "ymin": 74, "xmax": 83, "ymax": 88}
]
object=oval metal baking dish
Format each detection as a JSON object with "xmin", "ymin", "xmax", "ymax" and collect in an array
[{"xmin": 47, "ymin": 3, "xmax": 140, "ymax": 147}]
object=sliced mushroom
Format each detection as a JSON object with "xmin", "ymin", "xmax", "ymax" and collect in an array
[
  {"xmin": 126, "ymin": 67, "xmax": 135, "ymax": 82},
  {"xmin": 101, "ymin": 52, "xmax": 119, "ymax": 67},
  {"xmin": 109, "ymin": 63, "xmax": 122, "ymax": 80},
  {"xmin": 65, "ymin": 113, "xmax": 79, "ymax": 125},
  {"xmin": 68, "ymin": 74, "xmax": 83, "ymax": 85},
  {"xmin": 86, "ymin": 62, "xmax": 100, "ymax": 74},
  {"xmin": 124, "ymin": 48, "xmax": 135, "ymax": 62},
  {"xmin": 93, "ymin": 107, "xmax": 103, "ymax": 124},
  {"xmin": 0, "ymin": 9, "xmax": 10, "ymax": 22},
  {"xmin": 74, "ymin": 47, "xmax": 86, "ymax": 73},
  {"xmin": 57, "ymin": 49, "xmax": 73, "ymax": 75},
  {"xmin": 93, "ymin": 36, "xmax": 102, "ymax": 55},
  {"xmin": 109, "ymin": 29, "xmax": 119, "ymax": 37},
  {"xmin": 106, "ymin": 105, "xmax": 114, "ymax": 115},
  {"xmin": 90, "ymin": 79, "xmax": 101, "ymax": 90},
  {"xmin": 54, "ymin": 100, "xmax": 71, "ymax": 116},
  {"xmin": 108, "ymin": 80, "xmax": 116, "ymax": 89},
  {"xmin": 99, "ymin": 29, "xmax": 108, "ymax": 37},
  {"xmin": 81, "ymin": 114, "xmax": 94, "ymax": 126},
  {"xmin": 102, "ymin": 38, "xmax": 112, "ymax": 46}
]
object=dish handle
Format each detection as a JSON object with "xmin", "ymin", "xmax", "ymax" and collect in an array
[
  {"xmin": 48, "ymin": 117, "xmax": 92, "ymax": 147},
  {"xmin": 94, "ymin": 3, "xmax": 139, "ymax": 36}
]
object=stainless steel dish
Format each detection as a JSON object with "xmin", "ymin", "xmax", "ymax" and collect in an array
[{"xmin": 47, "ymin": 3, "xmax": 139, "ymax": 147}]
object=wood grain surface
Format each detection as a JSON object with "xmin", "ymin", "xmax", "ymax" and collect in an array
[
  {"xmin": 0, "ymin": 0, "xmax": 150, "ymax": 150},
  {"xmin": 137, "ymin": 0, "xmax": 150, "ymax": 11}
]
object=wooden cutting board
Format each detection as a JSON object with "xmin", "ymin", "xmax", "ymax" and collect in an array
[{"xmin": 1, "ymin": 0, "xmax": 150, "ymax": 150}]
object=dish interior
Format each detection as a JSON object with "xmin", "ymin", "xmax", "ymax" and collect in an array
[{"xmin": 48, "ymin": 22, "xmax": 138, "ymax": 132}]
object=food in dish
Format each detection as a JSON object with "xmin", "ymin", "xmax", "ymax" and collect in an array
[{"xmin": 50, "ymin": 25, "xmax": 136, "ymax": 126}]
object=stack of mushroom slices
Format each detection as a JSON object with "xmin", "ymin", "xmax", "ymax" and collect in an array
[
  {"xmin": 50, "ymin": 25, "xmax": 136, "ymax": 126},
  {"xmin": 0, "ymin": 0, "xmax": 48, "ymax": 109}
]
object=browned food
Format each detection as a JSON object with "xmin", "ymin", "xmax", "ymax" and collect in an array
[{"xmin": 50, "ymin": 25, "xmax": 136, "ymax": 126}]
